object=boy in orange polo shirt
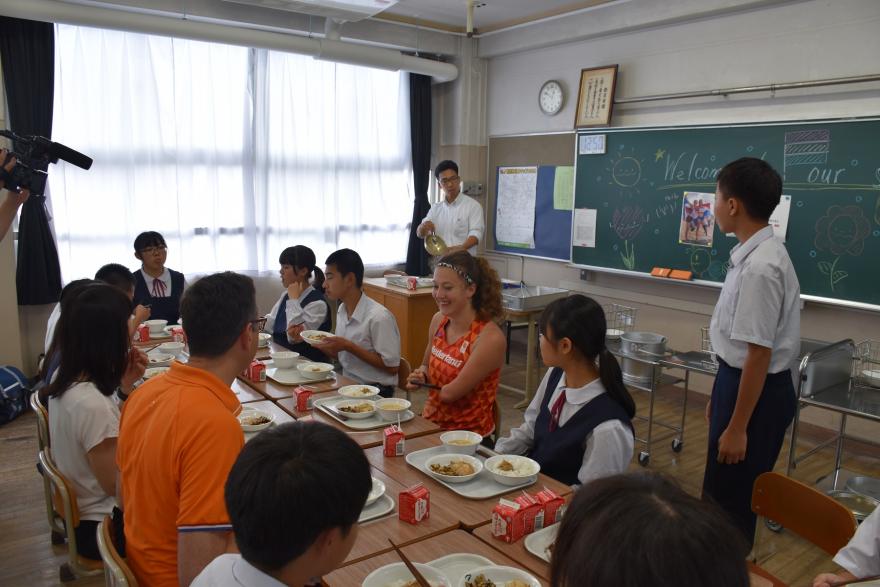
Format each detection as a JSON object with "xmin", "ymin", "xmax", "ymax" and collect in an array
[{"xmin": 118, "ymin": 272, "xmax": 265, "ymax": 586}]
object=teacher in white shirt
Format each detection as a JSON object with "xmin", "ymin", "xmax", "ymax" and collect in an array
[{"xmin": 416, "ymin": 160, "xmax": 484, "ymax": 256}]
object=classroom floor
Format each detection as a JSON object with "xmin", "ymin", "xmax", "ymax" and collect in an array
[{"xmin": 2, "ymin": 328, "xmax": 878, "ymax": 586}]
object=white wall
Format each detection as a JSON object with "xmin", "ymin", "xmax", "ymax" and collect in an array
[{"xmin": 482, "ymin": 0, "xmax": 880, "ymax": 439}]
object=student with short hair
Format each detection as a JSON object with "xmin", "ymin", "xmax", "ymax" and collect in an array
[
  {"xmin": 703, "ymin": 157, "xmax": 800, "ymax": 546},
  {"xmin": 95, "ymin": 262, "xmax": 151, "ymax": 334},
  {"xmin": 131, "ymin": 230, "xmax": 186, "ymax": 324},
  {"xmin": 265, "ymin": 245, "xmax": 332, "ymax": 362},
  {"xmin": 495, "ymin": 295, "xmax": 635, "ymax": 486},
  {"xmin": 550, "ymin": 472, "xmax": 750, "ymax": 587},
  {"xmin": 406, "ymin": 251, "xmax": 506, "ymax": 437},
  {"xmin": 317, "ymin": 249, "xmax": 401, "ymax": 398},
  {"xmin": 46, "ymin": 283, "xmax": 147, "ymax": 560},
  {"xmin": 191, "ymin": 422, "xmax": 372, "ymax": 586},
  {"xmin": 118, "ymin": 272, "xmax": 263, "ymax": 587}
]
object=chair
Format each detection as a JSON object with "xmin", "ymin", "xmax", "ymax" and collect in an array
[
  {"xmin": 751, "ymin": 471, "xmax": 857, "ymax": 562},
  {"xmin": 490, "ymin": 398, "xmax": 502, "ymax": 446},
  {"xmin": 30, "ymin": 393, "xmax": 67, "ymax": 545},
  {"xmin": 98, "ymin": 515, "xmax": 138, "ymax": 586},
  {"xmin": 397, "ymin": 357, "xmax": 412, "ymax": 401},
  {"xmin": 38, "ymin": 449, "xmax": 104, "ymax": 582}
]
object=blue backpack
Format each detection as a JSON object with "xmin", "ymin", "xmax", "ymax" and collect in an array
[{"xmin": 0, "ymin": 366, "xmax": 31, "ymax": 425}]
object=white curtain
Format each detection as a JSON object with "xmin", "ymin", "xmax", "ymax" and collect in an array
[{"xmin": 50, "ymin": 24, "xmax": 413, "ymax": 280}]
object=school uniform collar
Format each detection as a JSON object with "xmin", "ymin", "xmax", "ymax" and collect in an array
[
  {"xmin": 342, "ymin": 291, "xmax": 371, "ymax": 324},
  {"xmin": 294, "ymin": 285, "xmax": 314, "ymax": 304},
  {"xmin": 555, "ymin": 372, "xmax": 606, "ymax": 405},
  {"xmin": 141, "ymin": 267, "xmax": 170, "ymax": 281},
  {"xmin": 164, "ymin": 361, "xmax": 240, "ymax": 414},
  {"xmin": 230, "ymin": 556, "xmax": 286, "ymax": 587},
  {"xmin": 729, "ymin": 225, "xmax": 774, "ymax": 268}
]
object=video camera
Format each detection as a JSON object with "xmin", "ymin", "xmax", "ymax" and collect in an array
[{"xmin": 0, "ymin": 129, "xmax": 92, "ymax": 196}]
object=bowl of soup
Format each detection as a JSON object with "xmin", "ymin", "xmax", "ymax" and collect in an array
[
  {"xmin": 374, "ymin": 398, "xmax": 411, "ymax": 421},
  {"xmin": 440, "ymin": 430, "xmax": 482, "ymax": 455}
]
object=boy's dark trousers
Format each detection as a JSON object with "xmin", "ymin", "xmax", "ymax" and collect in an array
[{"xmin": 702, "ymin": 357, "xmax": 797, "ymax": 547}]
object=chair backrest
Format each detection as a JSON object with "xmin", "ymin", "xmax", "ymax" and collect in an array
[
  {"xmin": 98, "ymin": 515, "xmax": 138, "ymax": 587},
  {"xmin": 30, "ymin": 392, "xmax": 50, "ymax": 451},
  {"xmin": 397, "ymin": 357, "xmax": 412, "ymax": 391},
  {"xmin": 752, "ymin": 472, "xmax": 857, "ymax": 555},
  {"xmin": 491, "ymin": 398, "xmax": 502, "ymax": 444}
]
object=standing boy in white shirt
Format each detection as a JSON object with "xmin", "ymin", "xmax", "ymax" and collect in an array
[
  {"xmin": 316, "ymin": 249, "xmax": 401, "ymax": 398},
  {"xmin": 416, "ymin": 160, "xmax": 484, "ymax": 256},
  {"xmin": 703, "ymin": 157, "xmax": 801, "ymax": 546}
]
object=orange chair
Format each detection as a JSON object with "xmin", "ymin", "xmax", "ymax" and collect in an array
[
  {"xmin": 38, "ymin": 449, "xmax": 103, "ymax": 581},
  {"xmin": 751, "ymin": 471, "xmax": 857, "ymax": 562},
  {"xmin": 30, "ymin": 392, "xmax": 67, "ymax": 544},
  {"xmin": 97, "ymin": 515, "xmax": 138, "ymax": 586}
]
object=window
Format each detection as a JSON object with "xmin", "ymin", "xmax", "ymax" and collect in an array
[{"xmin": 50, "ymin": 24, "xmax": 413, "ymax": 280}]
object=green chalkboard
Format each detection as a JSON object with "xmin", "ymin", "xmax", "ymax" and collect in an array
[{"xmin": 572, "ymin": 118, "xmax": 880, "ymax": 309}]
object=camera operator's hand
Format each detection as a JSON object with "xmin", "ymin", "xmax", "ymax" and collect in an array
[
  {"xmin": 0, "ymin": 149, "xmax": 30, "ymax": 241},
  {"xmin": 0, "ymin": 148, "xmax": 15, "ymax": 191}
]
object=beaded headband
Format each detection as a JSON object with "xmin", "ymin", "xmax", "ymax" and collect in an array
[{"xmin": 436, "ymin": 261, "xmax": 474, "ymax": 285}]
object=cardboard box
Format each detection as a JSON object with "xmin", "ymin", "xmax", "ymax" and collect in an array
[
  {"xmin": 293, "ymin": 386, "xmax": 313, "ymax": 412},
  {"xmin": 383, "ymin": 424, "xmax": 405, "ymax": 457},
  {"xmin": 399, "ymin": 483, "xmax": 430, "ymax": 524},
  {"xmin": 491, "ymin": 498, "xmax": 526, "ymax": 543}
]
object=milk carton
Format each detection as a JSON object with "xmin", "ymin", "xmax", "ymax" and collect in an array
[
  {"xmin": 383, "ymin": 424, "xmax": 405, "ymax": 457},
  {"xmin": 491, "ymin": 498, "xmax": 526, "ymax": 543},
  {"xmin": 293, "ymin": 386, "xmax": 313, "ymax": 412},
  {"xmin": 399, "ymin": 483, "xmax": 430, "ymax": 524},
  {"xmin": 536, "ymin": 488, "xmax": 566, "ymax": 526}
]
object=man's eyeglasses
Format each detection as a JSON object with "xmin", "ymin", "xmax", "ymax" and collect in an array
[
  {"xmin": 439, "ymin": 175, "xmax": 461, "ymax": 186},
  {"xmin": 140, "ymin": 245, "xmax": 167, "ymax": 255},
  {"xmin": 249, "ymin": 316, "xmax": 268, "ymax": 332}
]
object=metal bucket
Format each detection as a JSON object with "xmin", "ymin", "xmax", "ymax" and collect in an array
[{"xmin": 620, "ymin": 331, "xmax": 667, "ymax": 385}]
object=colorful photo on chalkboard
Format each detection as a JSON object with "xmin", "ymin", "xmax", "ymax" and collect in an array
[{"xmin": 679, "ymin": 191, "xmax": 716, "ymax": 247}]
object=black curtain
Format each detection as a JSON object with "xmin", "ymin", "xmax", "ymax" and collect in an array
[
  {"xmin": 0, "ymin": 17, "xmax": 61, "ymax": 305},
  {"xmin": 405, "ymin": 73, "xmax": 432, "ymax": 277}
]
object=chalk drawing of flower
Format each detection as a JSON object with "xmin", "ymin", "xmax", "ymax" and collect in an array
[{"xmin": 814, "ymin": 205, "xmax": 871, "ymax": 256}]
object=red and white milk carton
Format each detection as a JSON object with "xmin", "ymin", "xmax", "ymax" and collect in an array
[
  {"xmin": 514, "ymin": 493, "xmax": 543, "ymax": 535},
  {"xmin": 135, "ymin": 324, "xmax": 150, "ymax": 342},
  {"xmin": 243, "ymin": 360, "xmax": 266, "ymax": 382},
  {"xmin": 536, "ymin": 488, "xmax": 566, "ymax": 527},
  {"xmin": 491, "ymin": 498, "xmax": 526, "ymax": 543},
  {"xmin": 406, "ymin": 276, "xmax": 418, "ymax": 290},
  {"xmin": 399, "ymin": 483, "xmax": 430, "ymax": 525},
  {"xmin": 170, "ymin": 325, "xmax": 186, "ymax": 344},
  {"xmin": 383, "ymin": 424, "xmax": 405, "ymax": 457},
  {"xmin": 293, "ymin": 386, "xmax": 313, "ymax": 412}
]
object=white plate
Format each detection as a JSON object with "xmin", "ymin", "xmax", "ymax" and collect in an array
[
  {"xmin": 313, "ymin": 396, "xmax": 415, "ymax": 431},
  {"xmin": 338, "ymin": 384, "xmax": 380, "ymax": 399},
  {"xmin": 365, "ymin": 477, "xmax": 385, "ymax": 507},
  {"xmin": 300, "ymin": 330, "xmax": 334, "ymax": 345},
  {"xmin": 143, "ymin": 367, "xmax": 170, "ymax": 380},
  {"xmin": 427, "ymin": 554, "xmax": 495, "ymax": 586},
  {"xmin": 524, "ymin": 522, "xmax": 559, "ymax": 563},
  {"xmin": 266, "ymin": 367, "xmax": 335, "ymax": 386},
  {"xmin": 424, "ymin": 454, "xmax": 483, "ymax": 484},
  {"xmin": 359, "ymin": 493, "xmax": 395, "ymax": 524},
  {"xmin": 862, "ymin": 369, "xmax": 880, "ymax": 388},
  {"xmin": 406, "ymin": 446, "xmax": 537, "ymax": 499},
  {"xmin": 458, "ymin": 565, "xmax": 541, "ymax": 587},
  {"xmin": 147, "ymin": 352, "xmax": 174, "ymax": 367},
  {"xmin": 238, "ymin": 409, "xmax": 275, "ymax": 432},
  {"xmin": 362, "ymin": 562, "xmax": 451, "ymax": 587}
]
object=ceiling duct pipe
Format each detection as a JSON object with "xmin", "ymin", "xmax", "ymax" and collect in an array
[{"xmin": 0, "ymin": 0, "xmax": 458, "ymax": 82}]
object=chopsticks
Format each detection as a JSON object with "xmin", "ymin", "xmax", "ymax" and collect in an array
[
  {"xmin": 388, "ymin": 539, "xmax": 431, "ymax": 587},
  {"xmin": 408, "ymin": 381, "xmax": 441, "ymax": 390}
]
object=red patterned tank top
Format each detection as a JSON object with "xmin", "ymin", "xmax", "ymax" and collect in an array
[{"xmin": 422, "ymin": 316, "xmax": 499, "ymax": 437}]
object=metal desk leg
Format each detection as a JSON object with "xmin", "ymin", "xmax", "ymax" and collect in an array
[
  {"xmin": 672, "ymin": 370, "xmax": 689, "ymax": 453},
  {"xmin": 787, "ymin": 400, "xmax": 803, "ymax": 475},
  {"xmin": 831, "ymin": 413, "xmax": 847, "ymax": 490},
  {"xmin": 638, "ymin": 366, "xmax": 658, "ymax": 466},
  {"xmin": 514, "ymin": 315, "xmax": 538, "ymax": 409}
]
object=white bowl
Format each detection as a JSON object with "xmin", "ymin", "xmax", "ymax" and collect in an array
[
  {"xmin": 365, "ymin": 477, "xmax": 385, "ymax": 507},
  {"xmin": 362, "ymin": 562, "xmax": 451, "ymax": 587},
  {"xmin": 424, "ymin": 453, "xmax": 483, "ymax": 484},
  {"xmin": 296, "ymin": 362, "xmax": 334, "ymax": 380},
  {"xmin": 145, "ymin": 319, "xmax": 168, "ymax": 334},
  {"xmin": 440, "ymin": 430, "xmax": 483, "ymax": 455},
  {"xmin": 271, "ymin": 351, "xmax": 300, "ymax": 369},
  {"xmin": 458, "ymin": 566, "xmax": 541, "ymax": 587},
  {"xmin": 237, "ymin": 409, "xmax": 275, "ymax": 432},
  {"xmin": 300, "ymin": 330, "xmax": 333, "ymax": 345},
  {"xmin": 147, "ymin": 352, "xmax": 174, "ymax": 366},
  {"xmin": 158, "ymin": 341, "xmax": 185, "ymax": 357},
  {"xmin": 606, "ymin": 328, "xmax": 624, "ymax": 340},
  {"xmin": 484, "ymin": 455, "xmax": 541, "ymax": 486},
  {"xmin": 143, "ymin": 367, "xmax": 169, "ymax": 380},
  {"xmin": 258, "ymin": 332, "xmax": 272, "ymax": 348},
  {"xmin": 375, "ymin": 398, "xmax": 412, "ymax": 422},
  {"xmin": 862, "ymin": 369, "xmax": 880, "ymax": 388},
  {"xmin": 333, "ymin": 399, "xmax": 376, "ymax": 420},
  {"xmin": 338, "ymin": 384, "xmax": 380, "ymax": 400}
]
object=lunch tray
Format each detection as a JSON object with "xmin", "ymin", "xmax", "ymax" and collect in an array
[
  {"xmin": 266, "ymin": 358, "xmax": 336, "ymax": 386},
  {"xmin": 523, "ymin": 522, "xmax": 559, "ymax": 563},
  {"xmin": 313, "ymin": 395, "xmax": 415, "ymax": 430},
  {"xmin": 405, "ymin": 446, "xmax": 536, "ymax": 500},
  {"xmin": 385, "ymin": 275, "xmax": 434, "ymax": 289},
  {"xmin": 358, "ymin": 494, "xmax": 395, "ymax": 524}
]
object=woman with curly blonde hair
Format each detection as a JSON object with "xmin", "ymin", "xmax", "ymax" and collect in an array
[{"xmin": 406, "ymin": 251, "xmax": 506, "ymax": 437}]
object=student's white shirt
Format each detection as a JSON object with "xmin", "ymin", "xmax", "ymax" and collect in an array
[
  {"xmin": 191, "ymin": 554, "xmax": 286, "ymax": 587},
  {"xmin": 264, "ymin": 286, "xmax": 328, "ymax": 341},
  {"xmin": 423, "ymin": 194, "xmax": 484, "ymax": 255},
  {"xmin": 709, "ymin": 226, "xmax": 801, "ymax": 373},
  {"xmin": 140, "ymin": 267, "xmax": 173, "ymax": 297},
  {"xmin": 495, "ymin": 369, "xmax": 634, "ymax": 487},
  {"xmin": 47, "ymin": 381, "xmax": 120, "ymax": 521},
  {"xmin": 44, "ymin": 303, "xmax": 62, "ymax": 353},
  {"xmin": 834, "ymin": 506, "xmax": 880, "ymax": 578},
  {"xmin": 335, "ymin": 293, "xmax": 400, "ymax": 387}
]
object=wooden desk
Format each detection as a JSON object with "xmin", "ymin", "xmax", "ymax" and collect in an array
[
  {"xmin": 363, "ymin": 277, "xmax": 436, "ymax": 369},
  {"xmin": 364, "ymin": 433, "xmax": 572, "ymax": 529},
  {"xmin": 236, "ymin": 373, "xmax": 352, "ymax": 401},
  {"xmin": 231, "ymin": 378, "xmax": 266, "ymax": 404},
  {"xmin": 290, "ymin": 405, "xmax": 442, "ymax": 449},
  {"xmin": 324, "ymin": 529, "xmax": 549, "ymax": 586},
  {"xmin": 472, "ymin": 521, "xmax": 552, "ymax": 581},
  {"xmin": 343, "ymin": 468, "xmax": 460, "ymax": 566}
]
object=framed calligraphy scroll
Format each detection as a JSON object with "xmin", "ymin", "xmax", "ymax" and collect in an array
[{"xmin": 574, "ymin": 65, "xmax": 618, "ymax": 128}]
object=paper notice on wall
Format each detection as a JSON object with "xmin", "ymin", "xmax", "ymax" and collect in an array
[
  {"xmin": 495, "ymin": 166, "xmax": 538, "ymax": 248},
  {"xmin": 573, "ymin": 208, "xmax": 597, "ymax": 248},
  {"xmin": 553, "ymin": 166, "xmax": 574, "ymax": 210},
  {"xmin": 770, "ymin": 195, "xmax": 792, "ymax": 241}
]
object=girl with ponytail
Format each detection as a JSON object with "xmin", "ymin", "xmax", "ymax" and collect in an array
[{"xmin": 495, "ymin": 294, "xmax": 635, "ymax": 486}]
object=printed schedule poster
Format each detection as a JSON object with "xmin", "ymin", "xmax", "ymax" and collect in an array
[{"xmin": 496, "ymin": 166, "xmax": 538, "ymax": 248}]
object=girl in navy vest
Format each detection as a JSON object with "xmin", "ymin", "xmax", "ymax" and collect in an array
[
  {"xmin": 495, "ymin": 295, "xmax": 636, "ymax": 487},
  {"xmin": 131, "ymin": 231, "xmax": 186, "ymax": 325},
  {"xmin": 265, "ymin": 245, "xmax": 332, "ymax": 363}
]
